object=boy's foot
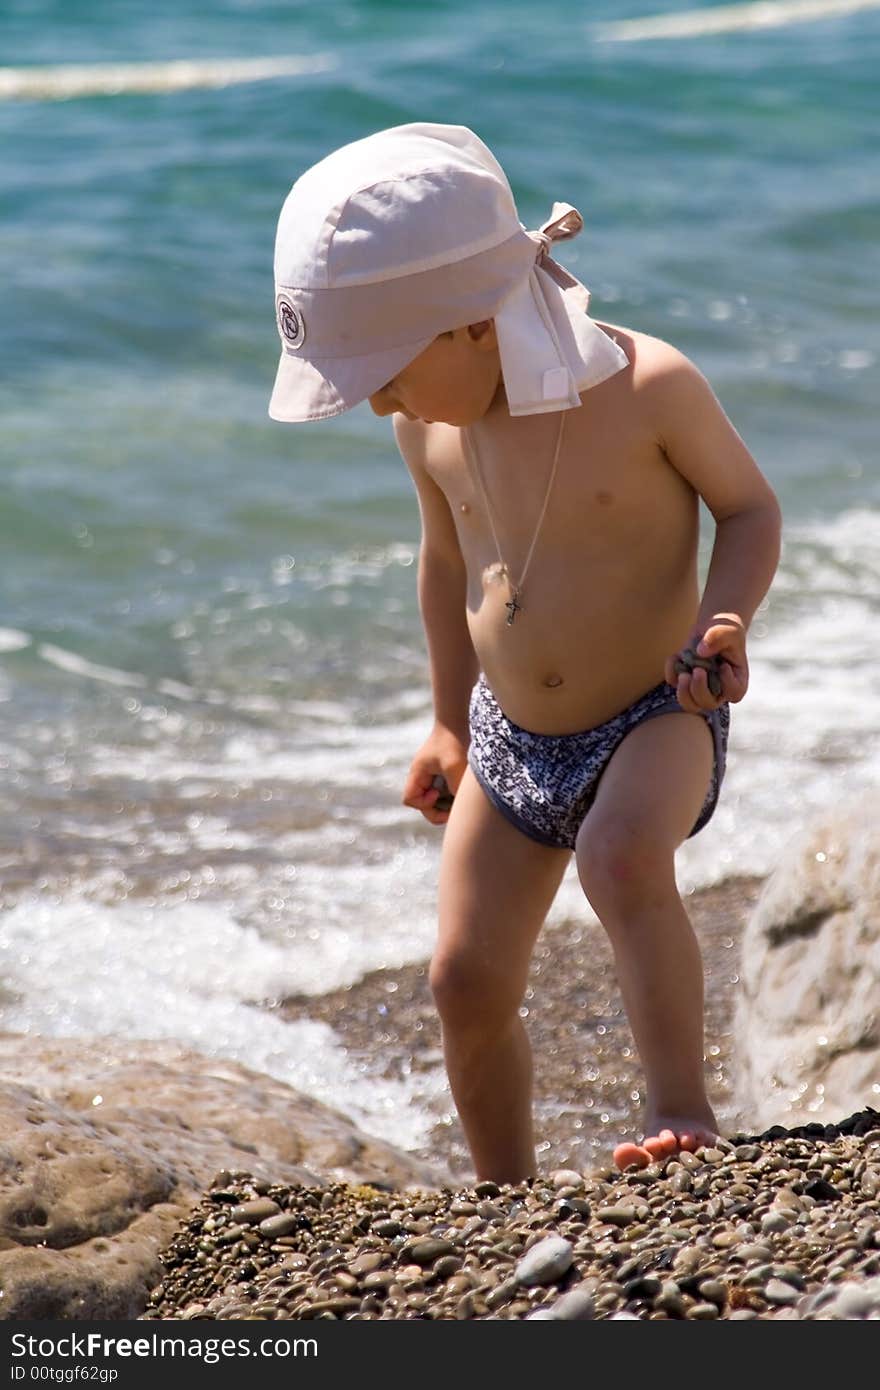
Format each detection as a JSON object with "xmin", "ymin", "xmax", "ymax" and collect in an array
[{"xmin": 612, "ymin": 1116, "xmax": 718, "ymax": 1171}]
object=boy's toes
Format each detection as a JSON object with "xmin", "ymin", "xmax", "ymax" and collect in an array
[
  {"xmin": 612, "ymin": 1141, "xmax": 651, "ymax": 1171},
  {"xmin": 614, "ymin": 1122, "xmax": 718, "ymax": 1172},
  {"xmin": 643, "ymin": 1128, "xmax": 678, "ymax": 1160},
  {"xmin": 689, "ymin": 1126, "xmax": 719, "ymax": 1152}
]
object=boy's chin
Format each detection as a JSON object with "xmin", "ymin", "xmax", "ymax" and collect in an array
[
  {"xmin": 398, "ymin": 407, "xmax": 485, "ymax": 427},
  {"xmin": 437, "ymin": 407, "xmax": 489, "ymax": 427}
]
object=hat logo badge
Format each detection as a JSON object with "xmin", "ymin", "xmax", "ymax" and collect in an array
[{"xmin": 276, "ymin": 293, "xmax": 306, "ymax": 349}]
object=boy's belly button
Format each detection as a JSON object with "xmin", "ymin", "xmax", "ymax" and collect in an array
[{"xmin": 543, "ymin": 673, "xmax": 564, "ymax": 688}]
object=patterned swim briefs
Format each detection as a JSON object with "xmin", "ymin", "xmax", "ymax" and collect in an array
[{"xmin": 467, "ymin": 674, "xmax": 730, "ymax": 851}]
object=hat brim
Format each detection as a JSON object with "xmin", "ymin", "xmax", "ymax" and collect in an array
[{"xmin": 268, "ymin": 334, "xmax": 437, "ymax": 423}]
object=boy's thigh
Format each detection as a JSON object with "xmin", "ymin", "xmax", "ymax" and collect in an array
[
  {"xmin": 576, "ymin": 710, "xmax": 715, "ymax": 861},
  {"xmin": 436, "ymin": 765, "xmax": 570, "ymax": 966}
]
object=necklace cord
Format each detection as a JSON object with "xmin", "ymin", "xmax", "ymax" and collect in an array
[
  {"xmin": 517, "ymin": 410, "xmax": 566, "ymax": 590},
  {"xmin": 463, "ymin": 411, "xmax": 567, "ymax": 598}
]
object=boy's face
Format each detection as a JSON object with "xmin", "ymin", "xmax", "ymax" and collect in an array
[{"xmin": 369, "ymin": 322, "xmax": 501, "ymax": 426}]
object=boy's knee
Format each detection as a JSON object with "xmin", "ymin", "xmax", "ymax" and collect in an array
[
  {"xmin": 575, "ymin": 813, "xmax": 675, "ymax": 913},
  {"xmin": 429, "ymin": 947, "xmax": 519, "ymax": 1031}
]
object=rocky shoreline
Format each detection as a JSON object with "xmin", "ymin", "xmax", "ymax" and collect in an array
[
  {"xmin": 0, "ymin": 1037, "xmax": 444, "ymax": 1321},
  {"xmin": 0, "ymin": 874, "xmax": 769, "ymax": 1320},
  {"xmin": 6, "ymin": 855, "xmax": 879, "ymax": 1321},
  {"xmin": 143, "ymin": 1110, "xmax": 880, "ymax": 1320}
]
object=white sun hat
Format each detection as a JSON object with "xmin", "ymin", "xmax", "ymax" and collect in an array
[{"xmin": 268, "ymin": 122, "xmax": 628, "ymax": 422}]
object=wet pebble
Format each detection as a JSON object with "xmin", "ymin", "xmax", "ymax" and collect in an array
[
  {"xmin": 819, "ymin": 1278, "xmax": 880, "ymax": 1319},
  {"xmin": 551, "ymin": 1170, "xmax": 586, "ymax": 1190},
  {"xmin": 597, "ymin": 1205, "xmax": 642, "ymax": 1227},
  {"xmin": 529, "ymin": 1285, "xmax": 595, "ymax": 1320},
  {"xmin": 711, "ymin": 1230, "xmax": 740, "ymax": 1249},
  {"xmin": 764, "ymin": 1279, "xmax": 799, "ymax": 1306},
  {"xmin": 698, "ymin": 1279, "xmax": 728, "ymax": 1306},
  {"xmin": 403, "ymin": 1238, "xmax": 455, "ymax": 1266},
  {"xmin": 372, "ymin": 1219, "xmax": 403, "ymax": 1238},
  {"xmin": 515, "ymin": 1235, "xmax": 574, "ymax": 1286},
  {"xmin": 258, "ymin": 1213, "xmax": 302, "ymax": 1240},
  {"xmin": 654, "ymin": 1282, "xmax": 686, "ymax": 1317},
  {"xmin": 686, "ymin": 1302, "xmax": 719, "ymax": 1319},
  {"xmin": 230, "ymin": 1199, "xmax": 282, "ymax": 1225},
  {"xmin": 761, "ymin": 1210, "xmax": 794, "ymax": 1235}
]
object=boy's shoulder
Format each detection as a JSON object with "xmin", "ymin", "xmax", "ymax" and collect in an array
[
  {"xmin": 593, "ymin": 321, "xmax": 703, "ymax": 393},
  {"xmin": 593, "ymin": 321, "xmax": 724, "ymax": 443}
]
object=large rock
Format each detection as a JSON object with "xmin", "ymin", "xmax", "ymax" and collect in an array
[
  {"xmin": 736, "ymin": 816, "xmax": 880, "ymax": 1130},
  {"xmin": 0, "ymin": 1034, "xmax": 446, "ymax": 1319}
]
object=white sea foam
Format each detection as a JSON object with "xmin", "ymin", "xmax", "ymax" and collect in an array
[
  {"xmin": 596, "ymin": 0, "xmax": 880, "ymax": 42},
  {"xmin": 86, "ymin": 707, "xmax": 430, "ymax": 787},
  {"xmin": 0, "ymin": 893, "xmax": 445, "ymax": 1152},
  {"xmin": 37, "ymin": 641, "xmax": 212, "ymax": 703},
  {"xmin": 77, "ymin": 507, "xmax": 880, "ymax": 914},
  {"xmin": 0, "ymin": 54, "xmax": 335, "ymax": 103},
  {"xmin": 0, "ymin": 629, "xmax": 31, "ymax": 653},
  {"xmin": 38, "ymin": 643, "xmax": 146, "ymax": 688}
]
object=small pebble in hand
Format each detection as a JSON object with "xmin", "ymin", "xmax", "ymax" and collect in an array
[
  {"xmin": 431, "ymin": 775, "xmax": 455, "ymax": 812},
  {"xmin": 673, "ymin": 648, "xmax": 724, "ymax": 698}
]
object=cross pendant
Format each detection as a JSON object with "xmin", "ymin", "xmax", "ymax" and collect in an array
[{"xmin": 505, "ymin": 590, "xmax": 523, "ymax": 625}]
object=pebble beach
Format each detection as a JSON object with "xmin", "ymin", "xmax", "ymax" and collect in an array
[{"xmin": 143, "ymin": 1111, "xmax": 880, "ymax": 1321}]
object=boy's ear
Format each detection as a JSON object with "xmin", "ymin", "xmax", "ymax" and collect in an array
[{"xmin": 466, "ymin": 319, "xmax": 497, "ymax": 350}]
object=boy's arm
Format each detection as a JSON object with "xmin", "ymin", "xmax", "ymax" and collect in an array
[
  {"xmin": 394, "ymin": 415, "xmax": 479, "ymax": 821},
  {"xmin": 643, "ymin": 344, "xmax": 783, "ymax": 711}
]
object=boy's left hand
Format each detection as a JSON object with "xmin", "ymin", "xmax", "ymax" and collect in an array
[{"xmin": 666, "ymin": 617, "xmax": 749, "ymax": 712}]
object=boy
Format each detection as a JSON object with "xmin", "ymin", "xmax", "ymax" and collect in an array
[{"xmin": 269, "ymin": 123, "xmax": 781, "ymax": 1182}]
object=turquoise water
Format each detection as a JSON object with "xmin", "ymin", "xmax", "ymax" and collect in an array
[{"xmin": 1, "ymin": 1, "xmax": 878, "ymax": 1150}]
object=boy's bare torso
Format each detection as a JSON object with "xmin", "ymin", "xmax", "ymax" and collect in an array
[{"xmin": 416, "ymin": 325, "xmax": 700, "ymax": 734}]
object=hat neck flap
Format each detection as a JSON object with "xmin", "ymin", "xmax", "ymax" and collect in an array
[{"xmin": 493, "ymin": 202, "xmax": 629, "ymax": 416}]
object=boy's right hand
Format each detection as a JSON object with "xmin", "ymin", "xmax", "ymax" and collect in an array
[{"xmin": 402, "ymin": 725, "xmax": 469, "ymax": 826}]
